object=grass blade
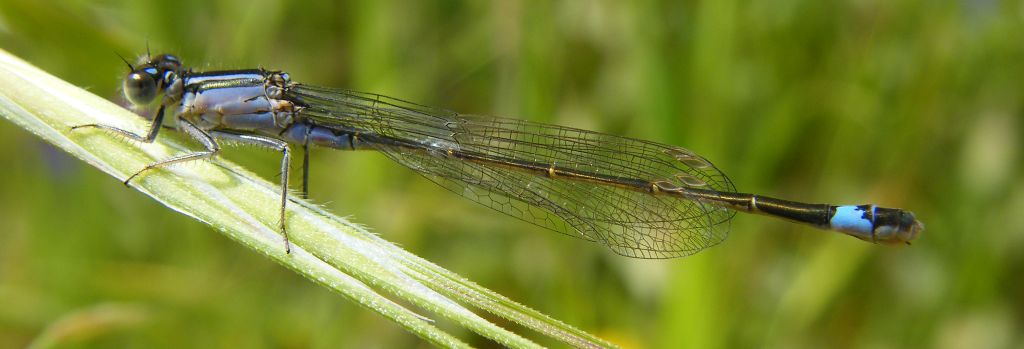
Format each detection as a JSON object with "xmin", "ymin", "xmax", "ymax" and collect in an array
[{"xmin": 0, "ymin": 48, "xmax": 614, "ymax": 348}]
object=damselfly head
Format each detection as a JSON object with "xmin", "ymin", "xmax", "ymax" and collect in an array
[{"xmin": 122, "ymin": 53, "xmax": 182, "ymax": 107}]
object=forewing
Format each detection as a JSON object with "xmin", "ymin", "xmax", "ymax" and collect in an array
[{"xmin": 292, "ymin": 86, "xmax": 737, "ymax": 258}]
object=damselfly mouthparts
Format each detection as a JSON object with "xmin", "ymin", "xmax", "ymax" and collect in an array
[{"xmin": 73, "ymin": 53, "xmax": 923, "ymax": 259}]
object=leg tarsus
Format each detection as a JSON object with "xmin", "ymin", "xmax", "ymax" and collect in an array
[
  {"xmin": 123, "ymin": 172, "xmax": 140, "ymax": 186},
  {"xmin": 281, "ymin": 219, "xmax": 291, "ymax": 254},
  {"xmin": 300, "ymin": 126, "xmax": 312, "ymax": 199},
  {"xmin": 301, "ymin": 143, "xmax": 310, "ymax": 199}
]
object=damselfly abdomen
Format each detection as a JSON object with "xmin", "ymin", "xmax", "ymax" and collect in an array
[{"xmin": 73, "ymin": 53, "xmax": 923, "ymax": 259}]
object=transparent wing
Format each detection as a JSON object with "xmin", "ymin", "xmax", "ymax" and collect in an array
[{"xmin": 290, "ymin": 85, "xmax": 737, "ymax": 258}]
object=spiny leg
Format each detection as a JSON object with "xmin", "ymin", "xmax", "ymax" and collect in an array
[
  {"xmin": 122, "ymin": 118, "xmax": 220, "ymax": 185},
  {"xmin": 70, "ymin": 105, "xmax": 201, "ymax": 186},
  {"xmin": 71, "ymin": 104, "xmax": 167, "ymax": 143},
  {"xmin": 300, "ymin": 126, "xmax": 312, "ymax": 199},
  {"xmin": 72, "ymin": 106, "xmax": 294, "ymax": 253},
  {"xmin": 209, "ymin": 131, "xmax": 294, "ymax": 254}
]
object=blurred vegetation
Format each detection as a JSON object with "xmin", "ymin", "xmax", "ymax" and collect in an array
[{"xmin": 0, "ymin": 0, "xmax": 1021, "ymax": 348}]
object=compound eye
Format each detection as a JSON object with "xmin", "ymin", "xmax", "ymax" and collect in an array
[{"xmin": 123, "ymin": 70, "xmax": 158, "ymax": 106}]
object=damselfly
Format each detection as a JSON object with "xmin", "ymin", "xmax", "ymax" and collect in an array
[{"xmin": 73, "ymin": 53, "xmax": 923, "ymax": 259}]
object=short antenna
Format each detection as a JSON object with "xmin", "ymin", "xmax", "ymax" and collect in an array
[{"xmin": 115, "ymin": 52, "xmax": 134, "ymax": 71}]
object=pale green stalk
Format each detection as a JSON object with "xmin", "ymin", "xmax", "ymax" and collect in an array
[{"xmin": 0, "ymin": 49, "xmax": 617, "ymax": 349}]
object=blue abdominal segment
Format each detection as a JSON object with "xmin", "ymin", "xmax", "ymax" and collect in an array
[{"xmin": 830, "ymin": 205, "xmax": 875, "ymax": 237}]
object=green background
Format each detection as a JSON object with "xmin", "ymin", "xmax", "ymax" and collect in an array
[{"xmin": 1, "ymin": 1, "xmax": 1021, "ymax": 348}]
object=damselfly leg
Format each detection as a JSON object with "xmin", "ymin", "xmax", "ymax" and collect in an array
[{"xmin": 72, "ymin": 103, "xmax": 294, "ymax": 253}]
